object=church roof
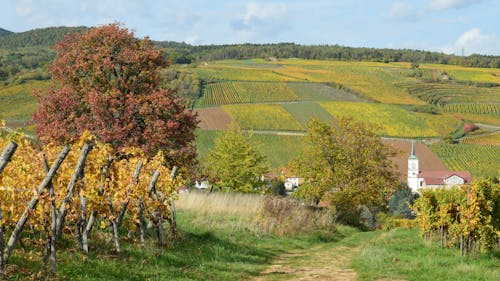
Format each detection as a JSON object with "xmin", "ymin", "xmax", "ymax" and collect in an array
[
  {"xmin": 408, "ymin": 141, "xmax": 418, "ymax": 160},
  {"xmin": 418, "ymin": 170, "xmax": 472, "ymax": 185}
]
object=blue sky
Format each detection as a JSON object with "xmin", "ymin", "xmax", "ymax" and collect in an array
[{"xmin": 2, "ymin": 0, "xmax": 499, "ymax": 55}]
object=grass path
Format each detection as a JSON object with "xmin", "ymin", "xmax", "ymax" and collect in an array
[{"xmin": 254, "ymin": 230, "xmax": 384, "ymax": 281}]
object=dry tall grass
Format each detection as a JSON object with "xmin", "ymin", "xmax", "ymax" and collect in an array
[
  {"xmin": 176, "ymin": 191, "xmax": 265, "ymax": 231},
  {"xmin": 176, "ymin": 192, "xmax": 337, "ymax": 236}
]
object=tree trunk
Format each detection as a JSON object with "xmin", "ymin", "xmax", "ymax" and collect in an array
[
  {"xmin": 56, "ymin": 142, "xmax": 92, "ymax": 239},
  {"xmin": 4, "ymin": 145, "xmax": 70, "ymax": 263},
  {"xmin": 111, "ymin": 221, "xmax": 120, "ymax": 253}
]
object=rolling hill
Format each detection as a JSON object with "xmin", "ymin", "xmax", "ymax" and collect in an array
[{"xmin": 0, "ymin": 26, "xmax": 499, "ymax": 178}]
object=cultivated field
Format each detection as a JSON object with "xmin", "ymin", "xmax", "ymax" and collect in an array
[
  {"xmin": 429, "ymin": 143, "xmax": 500, "ymax": 178},
  {"xmin": 194, "ymin": 107, "xmax": 233, "ymax": 130}
]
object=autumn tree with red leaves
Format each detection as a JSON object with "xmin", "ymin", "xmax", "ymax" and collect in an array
[{"xmin": 33, "ymin": 24, "xmax": 198, "ymax": 168}]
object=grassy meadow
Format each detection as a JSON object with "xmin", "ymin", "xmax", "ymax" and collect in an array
[
  {"xmin": 196, "ymin": 130, "xmax": 304, "ymax": 168},
  {"xmin": 3, "ymin": 190, "xmax": 499, "ymax": 281}
]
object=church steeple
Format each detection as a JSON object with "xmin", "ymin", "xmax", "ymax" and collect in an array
[
  {"xmin": 408, "ymin": 140, "xmax": 420, "ymax": 192},
  {"xmin": 409, "ymin": 140, "xmax": 418, "ymax": 160}
]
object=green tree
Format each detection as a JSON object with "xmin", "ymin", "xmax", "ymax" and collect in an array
[
  {"xmin": 291, "ymin": 118, "xmax": 399, "ymax": 213},
  {"xmin": 204, "ymin": 129, "xmax": 269, "ymax": 193}
]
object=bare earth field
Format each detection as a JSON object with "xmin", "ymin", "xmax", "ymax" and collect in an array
[{"xmin": 194, "ymin": 107, "xmax": 233, "ymax": 129}]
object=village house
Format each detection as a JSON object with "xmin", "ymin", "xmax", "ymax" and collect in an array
[{"xmin": 407, "ymin": 141, "xmax": 472, "ymax": 193}]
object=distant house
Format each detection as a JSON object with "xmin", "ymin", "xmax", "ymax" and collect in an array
[
  {"xmin": 284, "ymin": 177, "xmax": 301, "ymax": 191},
  {"xmin": 195, "ymin": 180, "xmax": 211, "ymax": 191},
  {"xmin": 177, "ymin": 185, "xmax": 189, "ymax": 194},
  {"xmin": 417, "ymin": 170, "xmax": 472, "ymax": 189},
  {"xmin": 407, "ymin": 141, "xmax": 472, "ymax": 193}
]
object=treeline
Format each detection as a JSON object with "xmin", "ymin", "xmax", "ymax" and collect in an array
[
  {"xmin": 1, "ymin": 26, "xmax": 499, "ymax": 84},
  {"xmin": 0, "ymin": 26, "xmax": 88, "ymax": 49},
  {"xmin": 158, "ymin": 42, "xmax": 500, "ymax": 69}
]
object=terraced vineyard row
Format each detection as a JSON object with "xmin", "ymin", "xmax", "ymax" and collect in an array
[
  {"xmin": 398, "ymin": 81, "xmax": 500, "ymax": 106},
  {"xmin": 198, "ymin": 82, "xmax": 241, "ymax": 106},
  {"xmin": 443, "ymin": 103, "xmax": 500, "ymax": 115},
  {"xmin": 233, "ymin": 82, "xmax": 300, "ymax": 103},
  {"xmin": 197, "ymin": 81, "xmax": 363, "ymax": 107},
  {"xmin": 461, "ymin": 131, "xmax": 500, "ymax": 145},
  {"xmin": 428, "ymin": 143, "xmax": 500, "ymax": 178}
]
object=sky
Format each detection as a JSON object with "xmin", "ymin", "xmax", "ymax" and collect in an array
[{"xmin": 1, "ymin": 0, "xmax": 499, "ymax": 56}]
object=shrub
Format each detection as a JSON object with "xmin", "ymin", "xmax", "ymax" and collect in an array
[{"xmin": 259, "ymin": 196, "xmax": 335, "ymax": 236}]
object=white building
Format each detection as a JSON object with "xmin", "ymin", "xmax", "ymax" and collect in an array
[{"xmin": 407, "ymin": 141, "xmax": 472, "ymax": 193}]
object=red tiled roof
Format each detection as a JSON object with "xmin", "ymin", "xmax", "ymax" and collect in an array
[{"xmin": 418, "ymin": 170, "xmax": 472, "ymax": 185}]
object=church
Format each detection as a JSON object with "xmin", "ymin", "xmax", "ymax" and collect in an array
[{"xmin": 407, "ymin": 141, "xmax": 472, "ymax": 193}]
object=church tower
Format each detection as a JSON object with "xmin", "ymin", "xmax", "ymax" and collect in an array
[{"xmin": 407, "ymin": 141, "xmax": 419, "ymax": 192}]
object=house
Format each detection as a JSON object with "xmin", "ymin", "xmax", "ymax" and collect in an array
[
  {"xmin": 195, "ymin": 179, "xmax": 211, "ymax": 191},
  {"xmin": 407, "ymin": 141, "xmax": 472, "ymax": 193},
  {"xmin": 279, "ymin": 167, "xmax": 302, "ymax": 191},
  {"xmin": 417, "ymin": 170, "xmax": 472, "ymax": 189},
  {"xmin": 177, "ymin": 185, "xmax": 189, "ymax": 194},
  {"xmin": 284, "ymin": 177, "xmax": 301, "ymax": 191}
]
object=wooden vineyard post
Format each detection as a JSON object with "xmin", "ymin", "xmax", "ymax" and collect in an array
[
  {"xmin": 86, "ymin": 156, "xmax": 114, "ymax": 236},
  {"xmin": 0, "ymin": 141, "xmax": 17, "ymax": 173},
  {"xmin": 0, "ymin": 141, "xmax": 18, "ymax": 273},
  {"xmin": 4, "ymin": 145, "xmax": 70, "ymax": 263},
  {"xmin": 166, "ymin": 166, "xmax": 179, "ymax": 238},
  {"xmin": 55, "ymin": 142, "xmax": 92, "ymax": 239},
  {"xmin": 42, "ymin": 154, "xmax": 57, "ymax": 271},
  {"xmin": 111, "ymin": 160, "xmax": 142, "ymax": 253}
]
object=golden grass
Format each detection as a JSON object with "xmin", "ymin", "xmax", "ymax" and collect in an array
[{"xmin": 176, "ymin": 191, "xmax": 264, "ymax": 220}]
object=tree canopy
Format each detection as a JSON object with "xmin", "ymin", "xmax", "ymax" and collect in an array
[
  {"xmin": 204, "ymin": 129, "xmax": 269, "ymax": 193},
  {"xmin": 33, "ymin": 24, "xmax": 198, "ymax": 168},
  {"xmin": 291, "ymin": 118, "xmax": 399, "ymax": 212}
]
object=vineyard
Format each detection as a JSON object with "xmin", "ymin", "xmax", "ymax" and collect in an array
[
  {"xmin": 399, "ymin": 81, "xmax": 500, "ymax": 106},
  {"xmin": 196, "ymin": 81, "xmax": 362, "ymax": 107},
  {"xmin": 0, "ymin": 132, "xmax": 181, "ymax": 273},
  {"xmin": 319, "ymin": 101, "xmax": 457, "ymax": 137},
  {"xmin": 443, "ymin": 103, "xmax": 500, "ymax": 115},
  {"xmin": 413, "ymin": 180, "xmax": 500, "ymax": 256},
  {"xmin": 461, "ymin": 131, "xmax": 500, "ymax": 145},
  {"xmin": 222, "ymin": 104, "xmax": 303, "ymax": 131},
  {"xmin": 428, "ymin": 143, "xmax": 500, "ymax": 178},
  {"xmin": 197, "ymin": 82, "xmax": 241, "ymax": 106},
  {"xmin": 282, "ymin": 102, "xmax": 334, "ymax": 127}
]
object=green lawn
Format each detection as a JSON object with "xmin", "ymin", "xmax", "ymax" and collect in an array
[{"xmin": 352, "ymin": 227, "xmax": 500, "ymax": 281}]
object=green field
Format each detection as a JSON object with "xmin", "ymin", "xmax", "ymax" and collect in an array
[
  {"xmin": 0, "ymin": 80, "xmax": 49, "ymax": 124},
  {"xmin": 282, "ymin": 102, "xmax": 335, "ymax": 127},
  {"xmin": 196, "ymin": 130, "xmax": 304, "ymax": 168},
  {"xmin": 428, "ymin": 143, "xmax": 500, "ymax": 178}
]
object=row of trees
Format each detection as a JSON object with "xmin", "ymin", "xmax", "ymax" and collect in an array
[
  {"xmin": 413, "ymin": 180, "xmax": 500, "ymax": 255},
  {"xmin": 202, "ymin": 119, "xmax": 400, "ymax": 225},
  {"xmin": 157, "ymin": 42, "xmax": 500, "ymax": 68}
]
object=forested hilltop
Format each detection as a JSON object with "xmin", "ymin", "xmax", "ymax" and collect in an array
[{"xmin": 1, "ymin": 26, "xmax": 500, "ymax": 68}]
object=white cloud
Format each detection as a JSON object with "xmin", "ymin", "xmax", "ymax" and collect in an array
[
  {"xmin": 231, "ymin": 2, "xmax": 287, "ymax": 31},
  {"xmin": 428, "ymin": 0, "xmax": 484, "ymax": 11},
  {"xmin": 441, "ymin": 28, "xmax": 500, "ymax": 55},
  {"xmin": 389, "ymin": 2, "xmax": 421, "ymax": 21}
]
